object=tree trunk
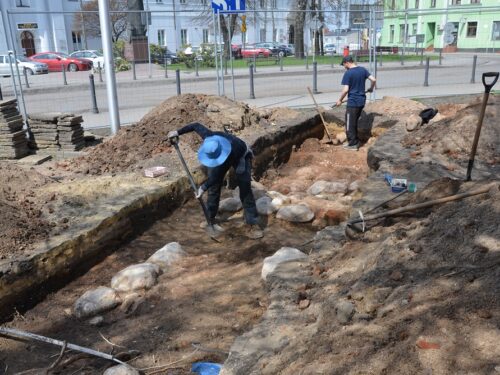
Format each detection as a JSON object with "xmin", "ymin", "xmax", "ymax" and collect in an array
[{"xmin": 294, "ymin": 0, "xmax": 307, "ymax": 58}]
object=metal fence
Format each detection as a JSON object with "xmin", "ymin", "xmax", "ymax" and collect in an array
[{"xmin": 1, "ymin": 6, "xmax": 499, "ymax": 132}]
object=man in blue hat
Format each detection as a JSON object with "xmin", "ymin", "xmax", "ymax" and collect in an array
[
  {"xmin": 168, "ymin": 122, "xmax": 263, "ymax": 239},
  {"xmin": 335, "ymin": 55, "xmax": 377, "ymax": 150}
]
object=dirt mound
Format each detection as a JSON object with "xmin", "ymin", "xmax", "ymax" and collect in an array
[
  {"xmin": 402, "ymin": 95, "xmax": 499, "ymax": 164},
  {"xmin": 64, "ymin": 94, "xmax": 264, "ymax": 175},
  {"xmin": 0, "ymin": 163, "xmax": 54, "ymax": 257},
  {"xmin": 365, "ymin": 96, "xmax": 427, "ymax": 117}
]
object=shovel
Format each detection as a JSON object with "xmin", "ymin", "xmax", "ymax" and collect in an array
[
  {"xmin": 307, "ymin": 86, "xmax": 335, "ymax": 144},
  {"xmin": 466, "ymin": 71, "xmax": 499, "ymax": 181},
  {"xmin": 170, "ymin": 137, "xmax": 222, "ymax": 240}
]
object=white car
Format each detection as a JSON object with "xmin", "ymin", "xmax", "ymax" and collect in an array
[
  {"xmin": 0, "ymin": 54, "xmax": 48, "ymax": 76},
  {"xmin": 324, "ymin": 44, "xmax": 337, "ymax": 55},
  {"xmin": 70, "ymin": 50, "xmax": 105, "ymax": 71}
]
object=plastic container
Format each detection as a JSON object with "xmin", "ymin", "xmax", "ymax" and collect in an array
[
  {"xmin": 391, "ymin": 178, "xmax": 407, "ymax": 193},
  {"xmin": 144, "ymin": 166, "xmax": 168, "ymax": 178},
  {"xmin": 191, "ymin": 362, "xmax": 222, "ymax": 375}
]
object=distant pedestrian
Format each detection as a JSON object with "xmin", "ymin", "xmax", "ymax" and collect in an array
[
  {"xmin": 168, "ymin": 122, "xmax": 263, "ymax": 239},
  {"xmin": 335, "ymin": 55, "xmax": 377, "ymax": 150}
]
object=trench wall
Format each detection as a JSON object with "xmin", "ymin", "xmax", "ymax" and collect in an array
[{"xmin": 0, "ymin": 112, "xmax": 323, "ymax": 321}]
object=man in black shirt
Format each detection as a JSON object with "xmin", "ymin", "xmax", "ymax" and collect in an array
[{"xmin": 168, "ymin": 122, "xmax": 263, "ymax": 239}]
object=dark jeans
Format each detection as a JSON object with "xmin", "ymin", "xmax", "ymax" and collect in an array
[
  {"xmin": 345, "ymin": 106, "xmax": 364, "ymax": 146},
  {"xmin": 206, "ymin": 157, "xmax": 258, "ymax": 225}
]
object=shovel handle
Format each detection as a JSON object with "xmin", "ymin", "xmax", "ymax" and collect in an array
[{"xmin": 482, "ymin": 72, "xmax": 499, "ymax": 93}]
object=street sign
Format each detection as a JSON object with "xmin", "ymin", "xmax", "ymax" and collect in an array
[
  {"xmin": 352, "ymin": 18, "xmax": 365, "ymax": 25},
  {"xmin": 17, "ymin": 23, "xmax": 38, "ymax": 30},
  {"xmin": 211, "ymin": 0, "xmax": 246, "ymax": 14}
]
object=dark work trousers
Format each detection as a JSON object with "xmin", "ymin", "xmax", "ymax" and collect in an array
[
  {"xmin": 345, "ymin": 106, "xmax": 364, "ymax": 146},
  {"xmin": 206, "ymin": 156, "xmax": 258, "ymax": 225}
]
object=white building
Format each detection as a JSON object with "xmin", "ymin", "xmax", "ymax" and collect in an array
[{"xmin": 0, "ymin": 0, "xmax": 99, "ymax": 57}]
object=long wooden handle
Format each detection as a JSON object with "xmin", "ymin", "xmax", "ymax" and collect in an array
[
  {"xmin": 349, "ymin": 183, "xmax": 495, "ymax": 224},
  {"xmin": 307, "ymin": 87, "xmax": 334, "ymax": 142}
]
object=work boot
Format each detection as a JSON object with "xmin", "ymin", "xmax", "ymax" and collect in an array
[
  {"xmin": 247, "ymin": 224, "xmax": 264, "ymax": 239},
  {"xmin": 200, "ymin": 221, "xmax": 225, "ymax": 232},
  {"xmin": 342, "ymin": 142, "xmax": 359, "ymax": 151}
]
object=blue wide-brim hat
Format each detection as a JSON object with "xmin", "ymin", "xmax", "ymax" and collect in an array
[{"xmin": 198, "ymin": 135, "xmax": 232, "ymax": 167}]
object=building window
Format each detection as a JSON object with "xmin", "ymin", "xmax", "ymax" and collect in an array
[
  {"xmin": 156, "ymin": 0, "xmax": 163, "ymax": 3},
  {"xmin": 390, "ymin": 25, "xmax": 395, "ymax": 43},
  {"xmin": 180, "ymin": 29, "xmax": 188, "ymax": 45},
  {"xmin": 470, "ymin": 0, "xmax": 480, "ymax": 3},
  {"xmin": 271, "ymin": 0, "xmax": 277, "ymax": 8},
  {"xmin": 202, "ymin": 29, "xmax": 209, "ymax": 43},
  {"xmin": 466, "ymin": 22, "xmax": 477, "ymax": 37},
  {"xmin": 180, "ymin": 0, "xmax": 186, "ymax": 4},
  {"xmin": 412, "ymin": 23, "xmax": 417, "ymax": 35},
  {"xmin": 405, "ymin": 0, "xmax": 409, "ymax": 9},
  {"xmin": 201, "ymin": 0, "xmax": 208, "ymax": 5},
  {"xmin": 451, "ymin": 0, "xmax": 460, "ymax": 4},
  {"xmin": 390, "ymin": 0, "xmax": 395, "ymax": 9},
  {"xmin": 415, "ymin": 0, "xmax": 419, "ymax": 8},
  {"xmin": 260, "ymin": 0, "xmax": 265, "ymax": 8},
  {"xmin": 16, "ymin": 0, "xmax": 30, "ymax": 7},
  {"xmin": 399, "ymin": 24, "xmax": 405, "ymax": 43},
  {"xmin": 493, "ymin": 21, "xmax": 500, "ymax": 41},
  {"xmin": 430, "ymin": 0, "xmax": 436, "ymax": 7},
  {"xmin": 158, "ymin": 29, "xmax": 165, "ymax": 45}
]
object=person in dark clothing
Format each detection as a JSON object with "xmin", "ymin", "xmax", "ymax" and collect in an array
[
  {"xmin": 335, "ymin": 55, "xmax": 377, "ymax": 150},
  {"xmin": 168, "ymin": 122, "xmax": 263, "ymax": 239}
]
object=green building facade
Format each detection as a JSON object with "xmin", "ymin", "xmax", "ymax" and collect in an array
[{"xmin": 379, "ymin": 0, "xmax": 500, "ymax": 51}]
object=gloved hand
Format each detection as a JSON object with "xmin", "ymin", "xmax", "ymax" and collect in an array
[
  {"xmin": 167, "ymin": 130, "xmax": 179, "ymax": 139},
  {"xmin": 195, "ymin": 186, "xmax": 206, "ymax": 199}
]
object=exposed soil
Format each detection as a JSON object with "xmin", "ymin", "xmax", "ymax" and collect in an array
[
  {"xmin": 0, "ymin": 95, "xmax": 301, "ymax": 260},
  {"xmin": 402, "ymin": 95, "xmax": 499, "ymax": 164}
]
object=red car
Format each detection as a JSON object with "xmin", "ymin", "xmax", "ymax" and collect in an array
[
  {"xmin": 29, "ymin": 52, "xmax": 92, "ymax": 72},
  {"xmin": 241, "ymin": 45, "xmax": 271, "ymax": 58}
]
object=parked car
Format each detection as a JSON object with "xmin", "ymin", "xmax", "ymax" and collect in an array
[
  {"xmin": 255, "ymin": 42, "xmax": 291, "ymax": 57},
  {"xmin": 240, "ymin": 45, "xmax": 271, "ymax": 58},
  {"xmin": 29, "ymin": 52, "xmax": 92, "ymax": 72},
  {"xmin": 183, "ymin": 45, "xmax": 203, "ymax": 61},
  {"xmin": 150, "ymin": 48, "xmax": 178, "ymax": 64},
  {"xmin": 231, "ymin": 44, "xmax": 242, "ymax": 59},
  {"xmin": 324, "ymin": 44, "xmax": 337, "ymax": 55},
  {"xmin": 0, "ymin": 54, "xmax": 48, "ymax": 76},
  {"xmin": 282, "ymin": 43, "xmax": 295, "ymax": 55},
  {"xmin": 70, "ymin": 50, "xmax": 105, "ymax": 70}
]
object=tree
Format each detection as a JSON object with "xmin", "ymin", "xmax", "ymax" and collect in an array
[{"xmin": 73, "ymin": 0, "xmax": 128, "ymax": 43}]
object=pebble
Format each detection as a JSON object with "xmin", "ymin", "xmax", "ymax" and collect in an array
[
  {"xmin": 88, "ymin": 316, "xmax": 104, "ymax": 326},
  {"xmin": 103, "ymin": 365, "xmax": 140, "ymax": 375},
  {"xmin": 405, "ymin": 114, "xmax": 422, "ymax": 132},
  {"xmin": 389, "ymin": 270, "xmax": 404, "ymax": 281},
  {"xmin": 299, "ymin": 299, "xmax": 311, "ymax": 309}
]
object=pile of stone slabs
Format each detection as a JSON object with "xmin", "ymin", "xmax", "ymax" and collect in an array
[
  {"xmin": 0, "ymin": 99, "xmax": 29, "ymax": 159},
  {"xmin": 29, "ymin": 112, "xmax": 85, "ymax": 152}
]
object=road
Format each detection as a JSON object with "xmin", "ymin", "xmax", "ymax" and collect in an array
[{"xmin": 1, "ymin": 52, "xmax": 499, "ymax": 129}]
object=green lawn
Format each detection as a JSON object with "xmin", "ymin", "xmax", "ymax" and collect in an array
[{"xmin": 164, "ymin": 53, "xmax": 438, "ymax": 72}]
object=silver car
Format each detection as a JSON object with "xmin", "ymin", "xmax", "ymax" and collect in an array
[{"xmin": 0, "ymin": 54, "xmax": 48, "ymax": 76}]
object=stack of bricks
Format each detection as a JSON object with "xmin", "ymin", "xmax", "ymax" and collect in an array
[
  {"xmin": 29, "ymin": 112, "xmax": 85, "ymax": 152},
  {"xmin": 0, "ymin": 99, "xmax": 29, "ymax": 159}
]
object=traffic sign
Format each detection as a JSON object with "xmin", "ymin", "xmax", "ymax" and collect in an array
[
  {"xmin": 211, "ymin": 0, "xmax": 246, "ymax": 14},
  {"xmin": 352, "ymin": 18, "xmax": 365, "ymax": 25}
]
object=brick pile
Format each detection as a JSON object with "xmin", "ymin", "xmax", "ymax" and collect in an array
[
  {"xmin": 0, "ymin": 99, "xmax": 29, "ymax": 159},
  {"xmin": 29, "ymin": 112, "xmax": 85, "ymax": 151}
]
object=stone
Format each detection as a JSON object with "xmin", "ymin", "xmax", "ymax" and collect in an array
[
  {"xmin": 111, "ymin": 263, "xmax": 161, "ymax": 292},
  {"xmin": 256, "ymin": 196, "xmax": 277, "ymax": 215},
  {"xmin": 219, "ymin": 197, "xmax": 242, "ymax": 212},
  {"xmin": 276, "ymin": 204, "xmax": 314, "ymax": 223},
  {"xmin": 313, "ymin": 226, "xmax": 345, "ymax": 243},
  {"xmin": 261, "ymin": 247, "xmax": 307, "ymax": 281},
  {"xmin": 267, "ymin": 191, "xmax": 290, "ymax": 209},
  {"xmin": 307, "ymin": 180, "xmax": 348, "ymax": 196},
  {"xmin": 336, "ymin": 300, "xmax": 355, "ymax": 324},
  {"xmin": 147, "ymin": 242, "xmax": 186, "ymax": 270},
  {"xmin": 405, "ymin": 114, "xmax": 422, "ymax": 132},
  {"xmin": 29, "ymin": 112, "xmax": 62, "ymax": 122},
  {"xmin": 73, "ymin": 286, "xmax": 121, "ymax": 319},
  {"xmin": 348, "ymin": 180, "xmax": 361, "ymax": 193},
  {"xmin": 389, "ymin": 270, "xmax": 404, "ymax": 281},
  {"xmin": 336, "ymin": 132, "xmax": 347, "ymax": 143},
  {"xmin": 103, "ymin": 365, "xmax": 140, "ymax": 375},
  {"xmin": 299, "ymin": 299, "xmax": 310, "ymax": 309},
  {"xmin": 88, "ymin": 316, "xmax": 104, "ymax": 326}
]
